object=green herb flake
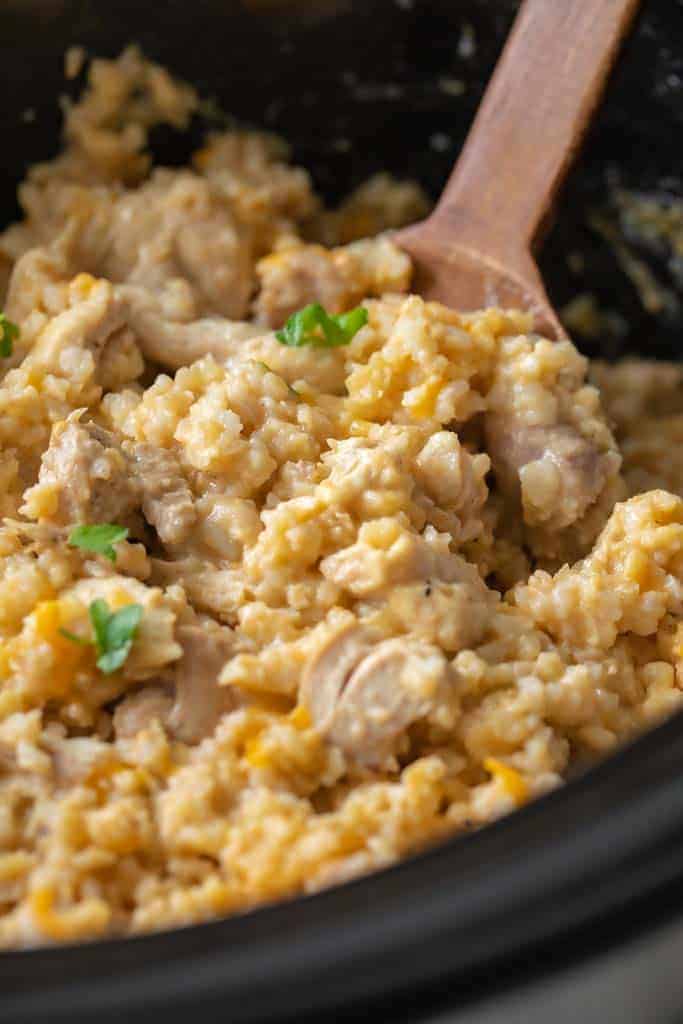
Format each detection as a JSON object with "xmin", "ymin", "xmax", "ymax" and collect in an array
[
  {"xmin": 276, "ymin": 303, "xmax": 368, "ymax": 349},
  {"xmin": 0, "ymin": 313, "xmax": 20, "ymax": 358},
  {"xmin": 68, "ymin": 523, "xmax": 129, "ymax": 563},
  {"xmin": 255, "ymin": 359, "xmax": 299, "ymax": 399},
  {"xmin": 58, "ymin": 627, "xmax": 91, "ymax": 646},
  {"xmin": 89, "ymin": 599, "xmax": 142, "ymax": 675},
  {"xmin": 59, "ymin": 598, "xmax": 143, "ymax": 675}
]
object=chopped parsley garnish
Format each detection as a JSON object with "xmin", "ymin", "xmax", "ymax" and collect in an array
[
  {"xmin": 58, "ymin": 626, "xmax": 91, "ymax": 646},
  {"xmin": 276, "ymin": 303, "xmax": 368, "ymax": 349},
  {"xmin": 89, "ymin": 599, "xmax": 142, "ymax": 674},
  {"xmin": 0, "ymin": 313, "xmax": 19, "ymax": 357},
  {"xmin": 68, "ymin": 523, "xmax": 129, "ymax": 563},
  {"xmin": 60, "ymin": 599, "xmax": 142, "ymax": 675}
]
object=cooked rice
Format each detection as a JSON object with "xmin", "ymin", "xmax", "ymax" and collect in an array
[{"xmin": 0, "ymin": 48, "xmax": 681, "ymax": 947}]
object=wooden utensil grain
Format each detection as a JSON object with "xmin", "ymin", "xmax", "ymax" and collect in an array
[{"xmin": 396, "ymin": 0, "xmax": 641, "ymax": 339}]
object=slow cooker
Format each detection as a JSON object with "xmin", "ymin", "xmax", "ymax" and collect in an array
[{"xmin": 2, "ymin": 2, "xmax": 683, "ymax": 1021}]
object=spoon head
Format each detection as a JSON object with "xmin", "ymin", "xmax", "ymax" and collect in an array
[{"xmin": 395, "ymin": 222, "xmax": 566, "ymax": 341}]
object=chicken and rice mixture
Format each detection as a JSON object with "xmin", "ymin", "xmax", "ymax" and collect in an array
[{"xmin": 1, "ymin": 48, "xmax": 683, "ymax": 947}]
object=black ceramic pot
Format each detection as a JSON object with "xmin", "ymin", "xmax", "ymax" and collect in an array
[{"xmin": 2, "ymin": 3, "xmax": 683, "ymax": 1022}]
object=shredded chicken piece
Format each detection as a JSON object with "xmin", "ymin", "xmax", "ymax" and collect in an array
[
  {"xmin": 3, "ymin": 240, "xmax": 73, "ymax": 327},
  {"xmin": 166, "ymin": 623, "xmax": 235, "ymax": 742},
  {"xmin": 150, "ymin": 559, "xmax": 246, "ymax": 623},
  {"xmin": 103, "ymin": 170, "xmax": 254, "ymax": 319},
  {"xmin": 114, "ymin": 622, "xmax": 234, "ymax": 743},
  {"xmin": 484, "ymin": 335, "xmax": 622, "ymax": 556},
  {"xmin": 124, "ymin": 442, "xmax": 196, "ymax": 546},
  {"xmin": 117, "ymin": 284, "xmax": 262, "ymax": 368},
  {"xmin": 301, "ymin": 623, "xmax": 454, "ymax": 766},
  {"xmin": 485, "ymin": 417, "xmax": 619, "ymax": 530},
  {"xmin": 254, "ymin": 245, "xmax": 356, "ymax": 328},
  {"xmin": 300, "ymin": 622, "xmax": 372, "ymax": 735},
  {"xmin": 253, "ymin": 237, "xmax": 411, "ymax": 328},
  {"xmin": 49, "ymin": 735, "xmax": 118, "ymax": 785},
  {"xmin": 119, "ymin": 285, "xmax": 346, "ymax": 391},
  {"xmin": 24, "ymin": 414, "xmax": 195, "ymax": 549},
  {"xmin": 23, "ymin": 416, "xmax": 138, "ymax": 526},
  {"xmin": 25, "ymin": 276, "xmax": 130, "ymax": 375},
  {"xmin": 113, "ymin": 687, "xmax": 173, "ymax": 740}
]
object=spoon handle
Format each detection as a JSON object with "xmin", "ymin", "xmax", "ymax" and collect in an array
[{"xmin": 427, "ymin": 0, "xmax": 641, "ymax": 263}]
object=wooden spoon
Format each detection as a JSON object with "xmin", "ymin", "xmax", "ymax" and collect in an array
[{"xmin": 396, "ymin": 0, "xmax": 641, "ymax": 339}]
